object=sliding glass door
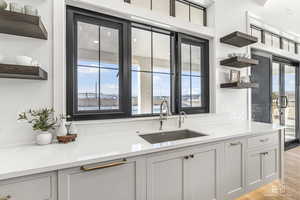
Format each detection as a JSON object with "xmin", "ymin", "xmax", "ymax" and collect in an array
[
  {"xmin": 283, "ymin": 64, "xmax": 297, "ymax": 142},
  {"xmin": 252, "ymin": 50, "xmax": 300, "ymax": 146},
  {"xmin": 272, "ymin": 59, "xmax": 298, "ymax": 143}
]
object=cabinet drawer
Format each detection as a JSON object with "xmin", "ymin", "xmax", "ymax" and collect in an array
[
  {"xmin": 247, "ymin": 133, "xmax": 278, "ymax": 149},
  {"xmin": 0, "ymin": 173, "xmax": 56, "ymax": 200},
  {"xmin": 58, "ymin": 157, "xmax": 145, "ymax": 200}
]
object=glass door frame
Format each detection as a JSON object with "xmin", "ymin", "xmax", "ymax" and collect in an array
[{"xmin": 272, "ymin": 56, "xmax": 300, "ymax": 144}]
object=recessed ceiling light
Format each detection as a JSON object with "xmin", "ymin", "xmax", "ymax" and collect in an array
[{"xmin": 93, "ymin": 40, "xmax": 99, "ymax": 44}]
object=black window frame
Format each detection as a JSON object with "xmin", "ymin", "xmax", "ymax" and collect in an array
[
  {"xmin": 250, "ymin": 25, "xmax": 263, "ymax": 43},
  {"xmin": 173, "ymin": 0, "xmax": 207, "ymax": 26},
  {"xmin": 124, "ymin": 0, "xmax": 207, "ymax": 26},
  {"xmin": 66, "ymin": 6, "xmax": 131, "ymax": 120},
  {"xmin": 66, "ymin": 6, "xmax": 210, "ymax": 121},
  {"xmin": 251, "ymin": 24, "xmax": 298, "ymax": 54},
  {"xmin": 130, "ymin": 23, "xmax": 176, "ymax": 117},
  {"xmin": 176, "ymin": 33, "xmax": 210, "ymax": 114}
]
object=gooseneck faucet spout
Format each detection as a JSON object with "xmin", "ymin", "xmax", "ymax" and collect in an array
[
  {"xmin": 178, "ymin": 111, "xmax": 187, "ymax": 128},
  {"xmin": 159, "ymin": 99, "xmax": 171, "ymax": 130}
]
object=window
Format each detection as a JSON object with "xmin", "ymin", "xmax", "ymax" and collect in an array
[
  {"xmin": 67, "ymin": 7, "xmax": 209, "ymax": 120},
  {"xmin": 67, "ymin": 7, "xmax": 130, "ymax": 120},
  {"xmin": 264, "ymin": 31, "xmax": 281, "ymax": 49},
  {"xmin": 289, "ymin": 41, "xmax": 296, "ymax": 53},
  {"xmin": 190, "ymin": 5, "xmax": 205, "ymax": 26},
  {"xmin": 126, "ymin": 0, "xmax": 207, "ymax": 26},
  {"xmin": 282, "ymin": 38, "xmax": 296, "ymax": 53},
  {"xmin": 177, "ymin": 34, "xmax": 209, "ymax": 113},
  {"xmin": 264, "ymin": 31, "xmax": 272, "ymax": 47},
  {"xmin": 131, "ymin": 25, "xmax": 173, "ymax": 115},
  {"xmin": 272, "ymin": 34, "xmax": 280, "ymax": 49},
  {"xmin": 250, "ymin": 26, "xmax": 262, "ymax": 43},
  {"xmin": 251, "ymin": 25, "xmax": 299, "ymax": 54},
  {"xmin": 175, "ymin": 0, "xmax": 206, "ymax": 26},
  {"xmin": 175, "ymin": 0, "xmax": 189, "ymax": 22},
  {"xmin": 129, "ymin": 0, "xmax": 170, "ymax": 16}
]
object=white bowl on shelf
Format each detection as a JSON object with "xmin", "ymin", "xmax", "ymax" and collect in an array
[{"xmin": 16, "ymin": 56, "xmax": 33, "ymax": 66}]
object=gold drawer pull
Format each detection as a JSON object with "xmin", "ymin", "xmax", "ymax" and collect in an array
[
  {"xmin": 81, "ymin": 159, "xmax": 127, "ymax": 171},
  {"xmin": 0, "ymin": 195, "xmax": 11, "ymax": 200},
  {"xmin": 260, "ymin": 138, "xmax": 269, "ymax": 142},
  {"xmin": 261, "ymin": 152, "xmax": 269, "ymax": 156},
  {"xmin": 230, "ymin": 142, "xmax": 241, "ymax": 146}
]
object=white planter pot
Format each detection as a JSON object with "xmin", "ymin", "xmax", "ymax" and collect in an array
[{"xmin": 36, "ymin": 131, "xmax": 52, "ymax": 145}]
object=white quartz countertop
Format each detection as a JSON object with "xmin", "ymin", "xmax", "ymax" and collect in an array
[{"xmin": 0, "ymin": 120, "xmax": 283, "ymax": 180}]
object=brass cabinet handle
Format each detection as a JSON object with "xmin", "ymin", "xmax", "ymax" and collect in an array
[
  {"xmin": 81, "ymin": 159, "xmax": 127, "ymax": 171},
  {"xmin": 260, "ymin": 138, "xmax": 269, "ymax": 143},
  {"xmin": 260, "ymin": 152, "xmax": 269, "ymax": 156},
  {"xmin": 230, "ymin": 142, "xmax": 241, "ymax": 146},
  {"xmin": 0, "ymin": 195, "xmax": 11, "ymax": 200}
]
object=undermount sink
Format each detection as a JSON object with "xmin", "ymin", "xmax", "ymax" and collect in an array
[{"xmin": 139, "ymin": 129, "xmax": 207, "ymax": 144}]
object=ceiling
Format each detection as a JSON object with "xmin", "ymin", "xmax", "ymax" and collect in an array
[{"xmin": 252, "ymin": 0, "xmax": 300, "ymax": 36}]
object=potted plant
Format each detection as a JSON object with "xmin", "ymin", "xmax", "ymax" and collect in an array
[{"xmin": 18, "ymin": 108, "xmax": 58, "ymax": 145}]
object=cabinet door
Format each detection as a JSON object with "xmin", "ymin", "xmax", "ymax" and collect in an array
[
  {"xmin": 223, "ymin": 140, "xmax": 245, "ymax": 200},
  {"xmin": 263, "ymin": 147, "xmax": 278, "ymax": 183},
  {"xmin": 246, "ymin": 150, "xmax": 264, "ymax": 191},
  {"xmin": 184, "ymin": 145, "xmax": 220, "ymax": 200},
  {"xmin": 58, "ymin": 157, "xmax": 146, "ymax": 200},
  {"xmin": 0, "ymin": 172, "xmax": 57, "ymax": 200},
  {"xmin": 147, "ymin": 150, "xmax": 188, "ymax": 200}
]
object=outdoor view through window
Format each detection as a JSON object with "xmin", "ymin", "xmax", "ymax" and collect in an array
[
  {"xmin": 131, "ymin": 27, "xmax": 172, "ymax": 115},
  {"xmin": 77, "ymin": 21, "xmax": 120, "ymax": 111},
  {"xmin": 76, "ymin": 21, "xmax": 204, "ymax": 116}
]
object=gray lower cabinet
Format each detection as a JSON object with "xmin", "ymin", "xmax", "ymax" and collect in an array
[
  {"xmin": 246, "ymin": 146, "xmax": 279, "ymax": 192},
  {"xmin": 262, "ymin": 147, "xmax": 278, "ymax": 183},
  {"xmin": 0, "ymin": 172, "xmax": 57, "ymax": 200},
  {"xmin": 223, "ymin": 139, "xmax": 246, "ymax": 200},
  {"xmin": 58, "ymin": 157, "xmax": 146, "ymax": 200},
  {"xmin": 146, "ymin": 144, "xmax": 221, "ymax": 200},
  {"xmin": 0, "ymin": 132, "xmax": 281, "ymax": 200}
]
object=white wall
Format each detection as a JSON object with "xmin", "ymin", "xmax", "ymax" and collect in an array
[
  {"xmin": 0, "ymin": 0, "xmax": 298, "ymax": 147},
  {"xmin": 0, "ymin": 0, "xmax": 53, "ymax": 146}
]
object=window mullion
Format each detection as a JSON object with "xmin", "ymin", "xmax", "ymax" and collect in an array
[
  {"xmin": 190, "ymin": 44, "xmax": 192, "ymax": 107},
  {"xmin": 189, "ymin": 4, "xmax": 191, "ymax": 22},
  {"xmin": 98, "ymin": 26, "xmax": 101, "ymax": 111},
  {"xmin": 151, "ymin": 30, "xmax": 154, "ymax": 115}
]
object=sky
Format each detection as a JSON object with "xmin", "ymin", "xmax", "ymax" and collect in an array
[
  {"xmin": 78, "ymin": 60, "xmax": 202, "ymax": 97},
  {"xmin": 272, "ymin": 74, "xmax": 295, "ymax": 93}
]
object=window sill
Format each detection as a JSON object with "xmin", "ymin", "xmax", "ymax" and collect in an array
[{"xmin": 72, "ymin": 112, "xmax": 214, "ymax": 125}]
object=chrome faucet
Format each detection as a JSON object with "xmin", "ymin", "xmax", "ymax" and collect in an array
[
  {"xmin": 178, "ymin": 111, "xmax": 187, "ymax": 128},
  {"xmin": 159, "ymin": 99, "xmax": 171, "ymax": 130}
]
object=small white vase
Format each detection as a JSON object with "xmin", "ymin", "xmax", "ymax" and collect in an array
[
  {"xmin": 36, "ymin": 131, "xmax": 52, "ymax": 145},
  {"xmin": 56, "ymin": 122, "xmax": 67, "ymax": 136}
]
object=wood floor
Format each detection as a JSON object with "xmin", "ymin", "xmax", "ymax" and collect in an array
[{"xmin": 237, "ymin": 147, "xmax": 300, "ymax": 200}]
